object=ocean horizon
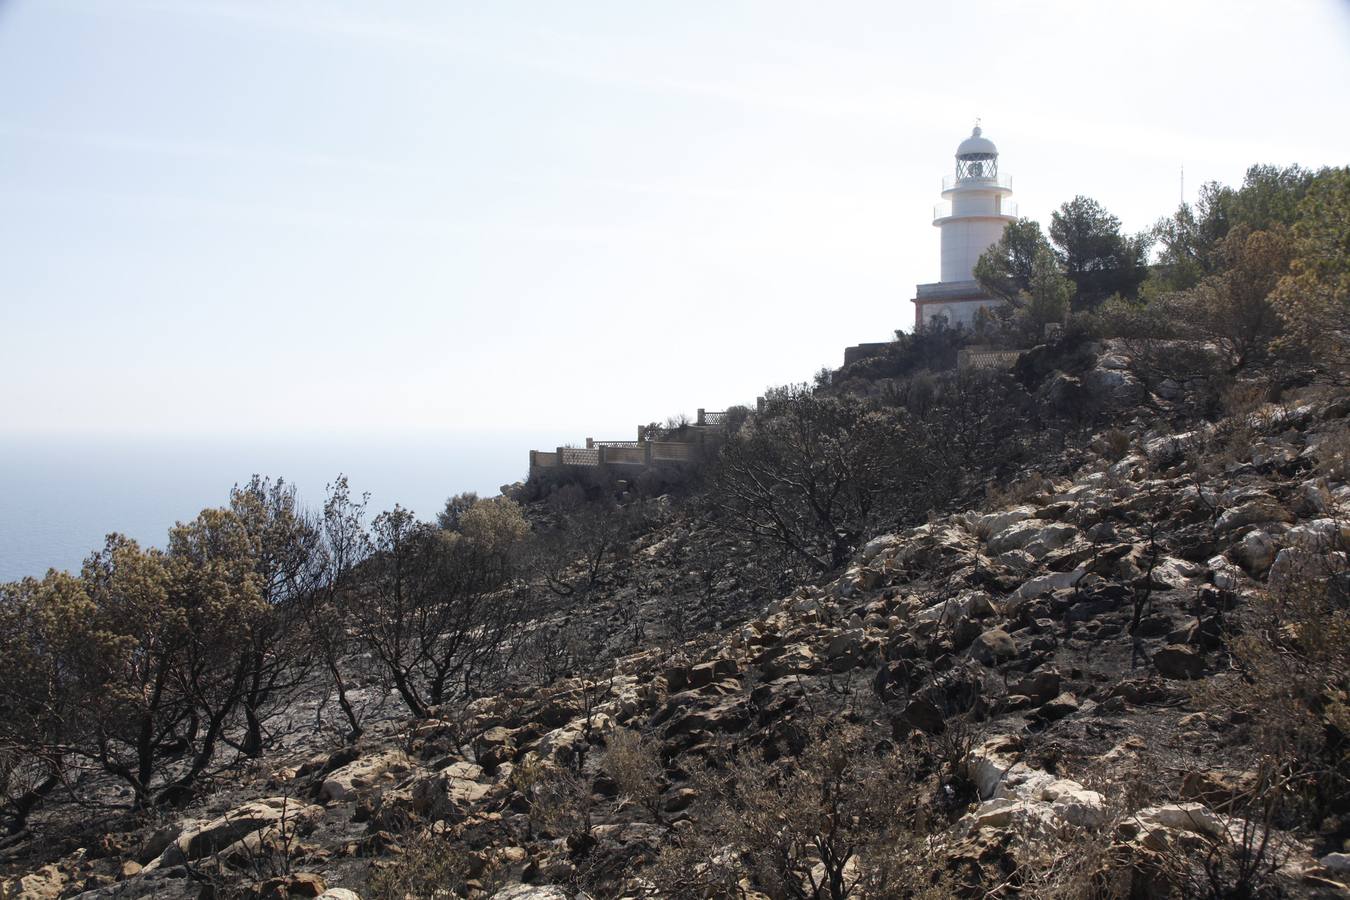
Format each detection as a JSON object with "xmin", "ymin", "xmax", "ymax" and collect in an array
[{"xmin": 0, "ymin": 429, "xmax": 562, "ymax": 582}]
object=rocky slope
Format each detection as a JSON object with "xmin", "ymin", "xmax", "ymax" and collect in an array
[{"xmin": 5, "ymin": 387, "xmax": 1349, "ymax": 899}]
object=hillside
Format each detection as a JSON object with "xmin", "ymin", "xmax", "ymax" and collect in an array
[
  {"xmin": 3, "ymin": 164, "xmax": 1349, "ymax": 899},
  {"xmin": 2, "ymin": 339, "xmax": 1347, "ymax": 899}
]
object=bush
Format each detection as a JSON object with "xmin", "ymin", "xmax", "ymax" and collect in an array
[{"xmin": 646, "ymin": 723, "xmax": 945, "ymax": 899}]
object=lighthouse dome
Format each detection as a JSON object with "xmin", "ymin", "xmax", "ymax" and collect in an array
[{"xmin": 956, "ymin": 125, "xmax": 997, "ymax": 160}]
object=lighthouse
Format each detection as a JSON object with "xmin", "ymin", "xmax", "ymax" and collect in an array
[{"xmin": 911, "ymin": 125, "xmax": 1017, "ymax": 330}]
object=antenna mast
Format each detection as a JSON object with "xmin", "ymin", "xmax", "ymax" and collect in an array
[{"xmin": 1180, "ymin": 164, "xmax": 1185, "ymax": 206}]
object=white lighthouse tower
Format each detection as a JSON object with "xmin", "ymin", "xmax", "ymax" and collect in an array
[{"xmin": 911, "ymin": 124, "xmax": 1017, "ymax": 329}]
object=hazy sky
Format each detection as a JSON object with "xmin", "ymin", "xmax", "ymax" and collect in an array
[{"xmin": 2, "ymin": 0, "xmax": 1347, "ymax": 440}]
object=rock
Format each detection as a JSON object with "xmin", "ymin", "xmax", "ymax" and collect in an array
[
  {"xmin": 971, "ymin": 628, "xmax": 1018, "ymax": 664},
  {"xmin": 1129, "ymin": 802, "xmax": 1226, "ymax": 839},
  {"xmin": 319, "ymin": 749, "xmax": 414, "ymax": 803},
  {"xmin": 1085, "ymin": 364, "xmax": 1146, "ymax": 406},
  {"xmin": 1031, "ymin": 692, "xmax": 1079, "ymax": 723},
  {"xmin": 1268, "ymin": 547, "xmax": 1350, "ymax": 596},
  {"xmin": 156, "ymin": 797, "xmax": 324, "ymax": 867},
  {"xmin": 1233, "ymin": 529, "xmax": 1280, "ymax": 575},
  {"xmin": 826, "ymin": 629, "xmax": 863, "ymax": 659},
  {"xmin": 1012, "ymin": 568, "xmax": 1086, "ymax": 601},
  {"xmin": 317, "ymin": 892, "xmax": 363, "ymax": 900},
  {"xmin": 489, "ymin": 886, "xmax": 571, "ymax": 900},
  {"xmin": 1010, "ymin": 671, "xmax": 1061, "ymax": 705},
  {"xmin": 915, "ymin": 595, "xmax": 969, "ymax": 624},
  {"xmin": 4, "ymin": 865, "xmax": 66, "ymax": 899},
  {"xmin": 261, "ymin": 873, "xmax": 327, "ymax": 898},
  {"xmin": 1208, "ymin": 555, "xmax": 1243, "ymax": 591},
  {"xmin": 971, "ymin": 797, "xmax": 1051, "ymax": 831},
  {"xmin": 1153, "ymin": 644, "xmax": 1204, "ymax": 680},
  {"xmin": 1287, "ymin": 518, "xmax": 1350, "ymax": 551},
  {"xmin": 1320, "ymin": 852, "xmax": 1350, "ymax": 873},
  {"xmin": 663, "ymin": 696, "xmax": 749, "ymax": 736},
  {"xmin": 663, "ymin": 664, "xmax": 689, "ymax": 694},
  {"xmin": 758, "ymin": 644, "xmax": 819, "ymax": 680},
  {"xmin": 972, "ymin": 505, "xmax": 1037, "ymax": 539},
  {"xmin": 861, "ymin": 534, "xmax": 899, "ymax": 563},
  {"xmin": 474, "ymin": 726, "xmax": 516, "ymax": 769},
  {"xmin": 1042, "ymin": 781, "xmax": 1107, "ymax": 827},
  {"xmin": 1181, "ymin": 770, "xmax": 1256, "ymax": 811},
  {"xmin": 535, "ymin": 714, "xmax": 613, "ymax": 763},
  {"xmin": 1215, "ymin": 497, "xmax": 1294, "ymax": 533},
  {"xmin": 664, "ymin": 786, "xmax": 698, "ymax": 813},
  {"xmin": 903, "ymin": 698, "xmax": 946, "ymax": 735},
  {"xmin": 410, "ymin": 761, "xmax": 491, "ymax": 822},
  {"xmin": 987, "ymin": 521, "xmax": 1077, "ymax": 556}
]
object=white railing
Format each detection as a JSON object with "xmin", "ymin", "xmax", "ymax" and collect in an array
[{"xmin": 934, "ymin": 201, "xmax": 1018, "ymax": 220}]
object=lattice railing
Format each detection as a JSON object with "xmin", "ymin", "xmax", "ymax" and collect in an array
[
  {"xmin": 559, "ymin": 447, "xmax": 600, "ymax": 466},
  {"xmin": 958, "ymin": 349, "xmax": 1024, "ymax": 371}
]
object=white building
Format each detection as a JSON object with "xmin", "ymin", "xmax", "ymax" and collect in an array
[{"xmin": 911, "ymin": 125, "xmax": 1016, "ymax": 330}]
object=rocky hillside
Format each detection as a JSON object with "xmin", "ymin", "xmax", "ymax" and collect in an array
[{"xmin": 4, "ymin": 373, "xmax": 1349, "ymax": 899}]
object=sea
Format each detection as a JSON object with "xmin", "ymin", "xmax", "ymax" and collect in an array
[{"xmin": 0, "ymin": 430, "xmax": 560, "ymax": 582}]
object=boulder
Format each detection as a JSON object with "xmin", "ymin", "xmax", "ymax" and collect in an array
[
  {"xmin": 903, "ymin": 698, "xmax": 946, "ymax": 735},
  {"xmin": 1153, "ymin": 645, "xmax": 1204, "ymax": 680},
  {"xmin": 156, "ymin": 797, "xmax": 324, "ymax": 867},
  {"xmin": 1128, "ymin": 802, "xmax": 1226, "ymax": 839},
  {"xmin": 409, "ymin": 761, "xmax": 491, "ymax": 822},
  {"xmin": 317, "ymin": 892, "xmax": 363, "ymax": 900},
  {"xmin": 261, "ymin": 873, "xmax": 327, "ymax": 899},
  {"xmin": 826, "ymin": 629, "xmax": 864, "ymax": 660},
  {"xmin": 319, "ymin": 749, "xmax": 414, "ymax": 803},
  {"xmin": 1010, "ymin": 671, "xmax": 1061, "ymax": 705},
  {"xmin": 1232, "ymin": 529, "xmax": 1280, "ymax": 575},
  {"xmin": 1012, "ymin": 568, "xmax": 1086, "ymax": 601},
  {"xmin": 1031, "ymin": 692, "xmax": 1079, "ymax": 723},
  {"xmin": 758, "ymin": 644, "xmax": 819, "ymax": 680},
  {"xmin": 987, "ymin": 521, "xmax": 1077, "ymax": 556},
  {"xmin": 1207, "ymin": 555, "xmax": 1243, "ymax": 591},
  {"xmin": 474, "ymin": 726, "xmax": 516, "ymax": 769},
  {"xmin": 3, "ymin": 865, "xmax": 66, "ymax": 899},
  {"xmin": 1042, "ymin": 781, "xmax": 1107, "ymax": 828},
  {"xmin": 971, "ymin": 628, "xmax": 1018, "ymax": 665},
  {"xmin": 1181, "ymin": 770, "xmax": 1256, "ymax": 811},
  {"xmin": 1215, "ymin": 497, "xmax": 1294, "ymax": 533},
  {"xmin": 489, "ymin": 886, "xmax": 571, "ymax": 900},
  {"xmin": 970, "ymin": 797, "xmax": 1052, "ymax": 831},
  {"xmin": 1269, "ymin": 547, "xmax": 1349, "ymax": 591},
  {"xmin": 1286, "ymin": 518, "xmax": 1350, "ymax": 551},
  {"xmin": 972, "ymin": 506, "xmax": 1037, "ymax": 539}
]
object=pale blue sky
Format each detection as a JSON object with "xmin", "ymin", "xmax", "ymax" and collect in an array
[{"xmin": 2, "ymin": 0, "xmax": 1347, "ymax": 440}]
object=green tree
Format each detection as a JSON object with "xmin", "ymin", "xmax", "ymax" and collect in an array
[
  {"xmin": 0, "ymin": 572, "xmax": 101, "ymax": 830},
  {"xmin": 1049, "ymin": 195, "xmax": 1149, "ymax": 306},
  {"xmin": 1015, "ymin": 243, "xmax": 1073, "ymax": 337},
  {"xmin": 1150, "ymin": 164, "xmax": 1319, "ymax": 295},
  {"xmin": 1271, "ymin": 166, "xmax": 1350, "ymax": 379},
  {"xmin": 226, "ymin": 476, "xmax": 321, "ymax": 757},
  {"xmin": 73, "ymin": 536, "xmax": 197, "ymax": 808},
  {"xmin": 356, "ymin": 504, "xmax": 525, "ymax": 718},
  {"xmin": 973, "ymin": 217, "xmax": 1050, "ymax": 303},
  {"xmin": 436, "ymin": 491, "xmax": 480, "ymax": 531},
  {"xmin": 1168, "ymin": 224, "xmax": 1294, "ymax": 373}
]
